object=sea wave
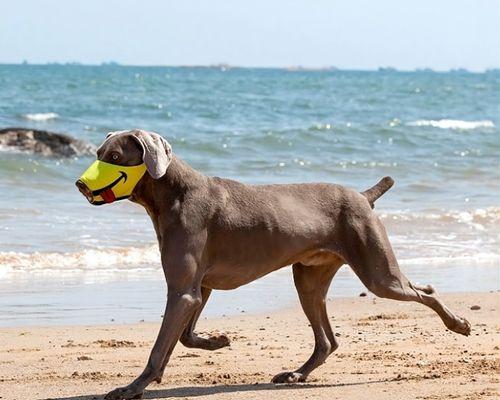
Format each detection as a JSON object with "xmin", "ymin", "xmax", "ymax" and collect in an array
[
  {"xmin": 406, "ymin": 119, "xmax": 494, "ymax": 130},
  {"xmin": 399, "ymin": 253, "xmax": 500, "ymax": 267},
  {"xmin": 0, "ymin": 144, "xmax": 27, "ymax": 154},
  {"xmin": 0, "ymin": 245, "xmax": 160, "ymax": 274},
  {"xmin": 379, "ymin": 206, "xmax": 500, "ymax": 231},
  {"xmin": 1, "ymin": 234, "xmax": 498, "ymax": 276},
  {"xmin": 22, "ymin": 112, "xmax": 59, "ymax": 121}
]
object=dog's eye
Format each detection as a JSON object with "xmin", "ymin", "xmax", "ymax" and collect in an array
[{"xmin": 111, "ymin": 153, "xmax": 119, "ymax": 161}]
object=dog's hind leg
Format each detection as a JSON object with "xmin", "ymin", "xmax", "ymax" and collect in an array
[
  {"xmin": 344, "ymin": 215, "xmax": 471, "ymax": 336},
  {"xmin": 179, "ymin": 286, "xmax": 230, "ymax": 350},
  {"xmin": 272, "ymin": 262, "xmax": 341, "ymax": 384}
]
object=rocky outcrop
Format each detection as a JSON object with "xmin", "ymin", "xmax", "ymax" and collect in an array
[{"xmin": 0, "ymin": 128, "xmax": 96, "ymax": 157}]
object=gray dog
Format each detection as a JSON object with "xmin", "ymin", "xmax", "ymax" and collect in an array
[{"xmin": 76, "ymin": 129, "xmax": 471, "ymax": 400}]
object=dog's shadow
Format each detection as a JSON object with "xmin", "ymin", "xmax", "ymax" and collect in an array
[{"xmin": 44, "ymin": 379, "xmax": 395, "ymax": 400}]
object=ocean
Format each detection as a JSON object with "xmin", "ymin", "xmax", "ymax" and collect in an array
[{"xmin": 0, "ymin": 65, "xmax": 498, "ymax": 326}]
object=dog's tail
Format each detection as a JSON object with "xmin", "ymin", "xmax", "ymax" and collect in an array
[{"xmin": 362, "ymin": 176, "xmax": 394, "ymax": 209}]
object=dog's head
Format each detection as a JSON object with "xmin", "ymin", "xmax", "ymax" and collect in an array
[{"xmin": 75, "ymin": 129, "xmax": 172, "ymax": 205}]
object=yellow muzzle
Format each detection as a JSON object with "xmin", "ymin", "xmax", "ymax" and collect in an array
[{"xmin": 76, "ymin": 160, "xmax": 147, "ymax": 205}]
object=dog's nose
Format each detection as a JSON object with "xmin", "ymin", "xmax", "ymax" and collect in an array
[{"xmin": 75, "ymin": 179, "xmax": 93, "ymax": 202}]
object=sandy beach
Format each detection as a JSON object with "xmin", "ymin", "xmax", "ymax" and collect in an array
[{"xmin": 0, "ymin": 292, "xmax": 498, "ymax": 400}]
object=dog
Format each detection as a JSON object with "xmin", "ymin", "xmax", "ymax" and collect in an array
[{"xmin": 76, "ymin": 129, "xmax": 471, "ymax": 400}]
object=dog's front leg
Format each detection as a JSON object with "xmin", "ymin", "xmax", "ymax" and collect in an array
[{"xmin": 105, "ymin": 256, "xmax": 203, "ymax": 399}]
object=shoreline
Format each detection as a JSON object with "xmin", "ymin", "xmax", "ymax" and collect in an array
[
  {"xmin": 1, "ymin": 292, "xmax": 498, "ymax": 399},
  {"xmin": 0, "ymin": 288, "xmax": 498, "ymax": 330},
  {"xmin": 1, "ymin": 261, "xmax": 499, "ymax": 328}
]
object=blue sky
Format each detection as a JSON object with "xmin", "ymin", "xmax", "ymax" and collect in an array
[{"xmin": 1, "ymin": 0, "xmax": 498, "ymax": 71}]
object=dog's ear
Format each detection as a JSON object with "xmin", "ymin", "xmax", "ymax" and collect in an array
[
  {"xmin": 105, "ymin": 131, "xmax": 126, "ymax": 139},
  {"xmin": 131, "ymin": 130, "xmax": 172, "ymax": 179}
]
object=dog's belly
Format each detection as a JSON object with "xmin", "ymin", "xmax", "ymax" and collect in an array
[
  {"xmin": 202, "ymin": 247, "xmax": 344, "ymax": 290},
  {"xmin": 202, "ymin": 261, "xmax": 286, "ymax": 290}
]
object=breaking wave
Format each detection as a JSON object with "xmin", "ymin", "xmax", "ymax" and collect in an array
[
  {"xmin": 1, "ymin": 203, "xmax": 498, "ymax": 277},
  {"xmin": 22, "ymin": 112, "xmax": 59, "ymax": 121},
  {"xmin": 1, "ymin": 244, "xmax": 497, "ymax": 277},
  {"xmin": 0, "ymin": 245, "xmax": 160, "ymax": 274},
  {"xmin": 399, "ymin": 253, "xmax": 500, "ymax": 267},
  {"xmin": 406, "ymin": 119, "xmax": 494, "ymax": 130},
  {"xmin": 379, "ymin": 206, "xmax": 500, "ymax": 231}
]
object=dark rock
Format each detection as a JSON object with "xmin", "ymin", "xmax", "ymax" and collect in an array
[
  {"xmin": 0, "ymin": 127, "xmax": 96, "ymax": 157},
  {"xmin": 359, "ymin": 291, "xmax": 367, "ymax": 297},
  {"xmin": 470, "ymin": 305, "xmax": 481, "ymax": 310}
]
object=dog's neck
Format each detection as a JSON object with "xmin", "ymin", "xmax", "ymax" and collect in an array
[{"xmin": 130, "ymin": 155, "xmax": 206, "ymax": 216}]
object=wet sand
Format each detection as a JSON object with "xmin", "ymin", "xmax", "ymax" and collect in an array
[
  {"xmin": 0, "ymin": 292, "xmax": 498, "ymax": 400},
  {"xmin": 2, "ymin": 262, "xmax": 499, "ymax": 328}
]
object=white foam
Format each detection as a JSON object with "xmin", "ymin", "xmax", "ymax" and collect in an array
[
  {"xmin": 1, "ymin": 207, "xmax": 498, "ymax": 277},
  {"xmin": 400, "ymin": 253, "xmax": 500, "ymax": 267},
  {"xmin": 0, "ymin": 144, "xmax": 27, "ymax": 154},
  {"xmin": 379, "ymin": 206, "xmax": 500, "ymax": 231},
  {"xmin": 22, "ymin": 112, "xmax": 59, "ymax": 121},
  {"xmin": 406, "ymin": 119, "xmax": 494, "ymax": 130},
  {"xmin": 0, "ymin": 245, "xmax": 160, "ymax": 273}
]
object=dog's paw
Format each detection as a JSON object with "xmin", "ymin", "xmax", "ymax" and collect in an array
[
  {"xmin": 271, "ymin": 371, "xmax": 306, "ymax": 384},
  {"xmin": 450, "ymin": 317, "xmax": 471, "ymax": 336},
  {"xmin": 104, "ymin": 386, "xmax": 143, "ymax": 400},
  {"xmin": 421, "ymin": 284, "xmax": 437, "ymax": 295},
  {"xmin": 207, "ymin": 331, "xmax": 231, "ymax": 349}
]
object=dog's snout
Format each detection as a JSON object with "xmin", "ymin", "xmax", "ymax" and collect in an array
[
  {"xmin": 75, "ymin": 179, "xmax": 86, "ymax": 191},
  {"xmin": 75, "ymin": 179, "xmax": 93, "ymax": 202}
]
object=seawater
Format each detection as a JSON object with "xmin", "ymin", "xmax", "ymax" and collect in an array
[{"xmin": 0, "ymin": 65, "xmax": 498, "ymax": 326}]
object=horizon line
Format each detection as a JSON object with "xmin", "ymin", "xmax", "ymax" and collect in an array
[{"xmin": 0, "ymin": 61, "xmax": 499, "ymax": 73}]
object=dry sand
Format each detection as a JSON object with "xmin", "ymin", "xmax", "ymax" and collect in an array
[{"xmin": 0, "ymin": 292, "xmax": 498, "ymax": 400}]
